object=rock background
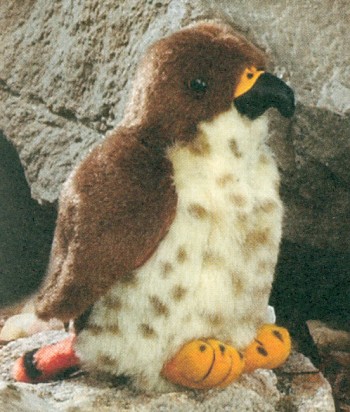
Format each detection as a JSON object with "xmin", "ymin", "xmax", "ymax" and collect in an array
[{"xmin": 0, "ymin": 0, "xmax": 349, "ymax": 410}]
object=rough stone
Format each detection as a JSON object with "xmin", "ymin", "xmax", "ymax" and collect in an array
[
  {"xmin": 0, "ymin": 331, "xmax": 336, "ymax": 411},
  {"xmin": 275, "ymin": 352, "xmax": 336, "ymax": 412},
  {"xmin": 0, "ymin": 313, "xmax": 64, "ymax": 341},
  {"xmin": 307, "ymin": 320, "xmax": 350, "ymax": 353},
  {"xmin": 307, "ymin": 320, "xmax": 350, "ymax": 411},
  {"xmin": 0, "ymin": 0, "xmax": 349, "ymax": 254},
  {"xmin": 0, "ymin": 299, "xmax": 64, "ymax": 341}
]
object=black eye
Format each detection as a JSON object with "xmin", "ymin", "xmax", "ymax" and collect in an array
[{"xmin": 188, "ymin": 78, "xmax": 208, "ymax": 98}]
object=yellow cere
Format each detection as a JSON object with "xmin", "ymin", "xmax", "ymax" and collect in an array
[{"xmin": 234, "ymin": 67, "xmax": 265, "ymax": 98}]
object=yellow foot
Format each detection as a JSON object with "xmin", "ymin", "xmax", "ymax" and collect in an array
[
  {"xmin": 244, "ymin": 324, "xmax": 291, "ymax": 373},
  {"xmin": 161, "ymin": 339, "xmax": 244, "ymax": 389}
]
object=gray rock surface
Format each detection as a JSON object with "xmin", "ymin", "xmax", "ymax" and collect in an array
[
  {"xmin": 307, "ymin": 320, "xmax": 350, "ymax": 353},
  {"xmin": 0, "ymin": 0, "xmax": 349, "ymax": 252},
  {"xmin": 307, "ymin": 320, "xmax": 350, "ymax": 410},
  {"xmin": 0, "ymin": 331, "xmax": 336, "ymax": 412}
]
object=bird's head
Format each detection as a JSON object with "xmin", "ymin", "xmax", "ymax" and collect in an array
[{"xmin": 125, "ymin": 21, "xmax": 295, "ymax": 144}]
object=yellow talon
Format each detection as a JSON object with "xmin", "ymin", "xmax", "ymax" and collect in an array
[
  {"xmin": 203, "ymin": 339, "xmax": 244, "ymax": 388},
  {"xmin": 161, "ymin": 339, "xmax": 244, "ymax": 389},
  {"xmin": 161, "ymin": 324, "xmax": 290, "ymax": 389},
  {"xmin": 244, "ymin": 324, "xmax": 291, "ymax": 373}
]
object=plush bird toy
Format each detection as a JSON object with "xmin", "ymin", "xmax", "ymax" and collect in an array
[{"xmin": 13, "ymin": 21, "xmax": 295, "ymax": 392}]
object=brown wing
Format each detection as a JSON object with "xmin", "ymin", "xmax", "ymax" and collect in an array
[{"xmin": 35, "ymin": 127, "xmax": 177, "ymax": 322}]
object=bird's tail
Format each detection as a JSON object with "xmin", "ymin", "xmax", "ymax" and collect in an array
[{"xmin": 12, "ymin": 335, "xmax": 80, "ymax": 383}]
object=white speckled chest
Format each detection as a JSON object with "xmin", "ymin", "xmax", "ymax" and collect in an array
[{"xmin": 76, "ymin": 107, "xmax": 283, "ymax": 391}]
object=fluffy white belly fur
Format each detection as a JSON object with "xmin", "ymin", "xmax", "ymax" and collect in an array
[{"xmin": 76, "ymin": 107, "xmax": 283, "ymax": 391}]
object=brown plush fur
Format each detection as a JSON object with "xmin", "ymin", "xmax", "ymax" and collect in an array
[
  {"xmin": 35, "ymin": 21, "xmax": 267, "ymax": 322},
  {"xmin": 36, "ymin": 126, "xmax": 177, "ymax": 321}
]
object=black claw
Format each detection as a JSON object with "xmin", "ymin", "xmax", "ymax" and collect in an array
[
  {"xmin": 257, "ymin": 346, "xmax": 268, "ymax": 357},
  {"xmin": 199, "ymin": 344, "xmax": 207, "ymax": 352},
  {"xmin": 272, "ymin": 330, "xmax": 284, "ymax": 342}
]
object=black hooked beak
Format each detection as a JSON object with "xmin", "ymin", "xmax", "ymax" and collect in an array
[{"xmin": 234, "ymin": 71, "xmax": 295, "ymax": 120}]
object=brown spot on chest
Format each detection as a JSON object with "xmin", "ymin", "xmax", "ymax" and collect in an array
[
  {"xmin": 88, "ymin": 324, "xmax": 104, "ymax": 336},
  {"xmin": 149, "ymin": 295, "xmax": 170, "ymax": 317},
  {"xmin": 206, "ymin": 312, "xmax": 224, "ymax": 327},
  {"xmin": 235, "ymin": 212, "xmax": 249, "ymax": 231},
  {"xmin": 102, "ymin": 295, "xmax": 123, "ymax": 311},
  {"xmin": 229, "ymin": 139, "xmax": 242, "ymax": 158},
  {"xmin": 106, "ymin": 322, "xmax": 121, "ymax": 335},
  {"xmin": 216, "ymin": 173, "xmax": 235, "ymax": 187},
  {"xmin": 244, "ymin": 228, "xmax": 271, "ymax": 252},
  {"xmin": 188, "ymin": 132, "xmax": 211, "ymax": 156},
  {"xmin": 139, "ymin": 323, "xmax": 157, "ymax": 338},
  {"xmin": 176, "ymin": 246, "xmax": 188, "ymax": 263},
  {"xmin": 161, "ymin": 262, "xmax": 173, "ymax": 278},
  {"xmin": 229, "ymin": 193, "xmax": 247, "ymax": 207},
  {"xmin": 231, "ymin": 273, "xmax": 245, "ymax": 295},
  {"xmin": 98, "ymin": 353, "xmax": 117, "ymax": 366},
  {"xmin": 188, "ymin": 203, "xmax": 209, "ymax": 220},
  {"xmin": 203, "ymin": 250, "xmax": 225, "ymax": 267},
  {"xmin": 171, "ymin": 285, "xmax": 188, "ymax": 301},
  {"xmin": 258, "ymin": 200, "xmax": 278, "ymax": 214},
  {"xmin": 259, "ymin": 153, "xmax": 270, "ymax": 165}
]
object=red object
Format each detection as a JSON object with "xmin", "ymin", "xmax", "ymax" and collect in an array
[{"xmin": 13, "ymin": 335, "xmax": 80, "ymax": 383}]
